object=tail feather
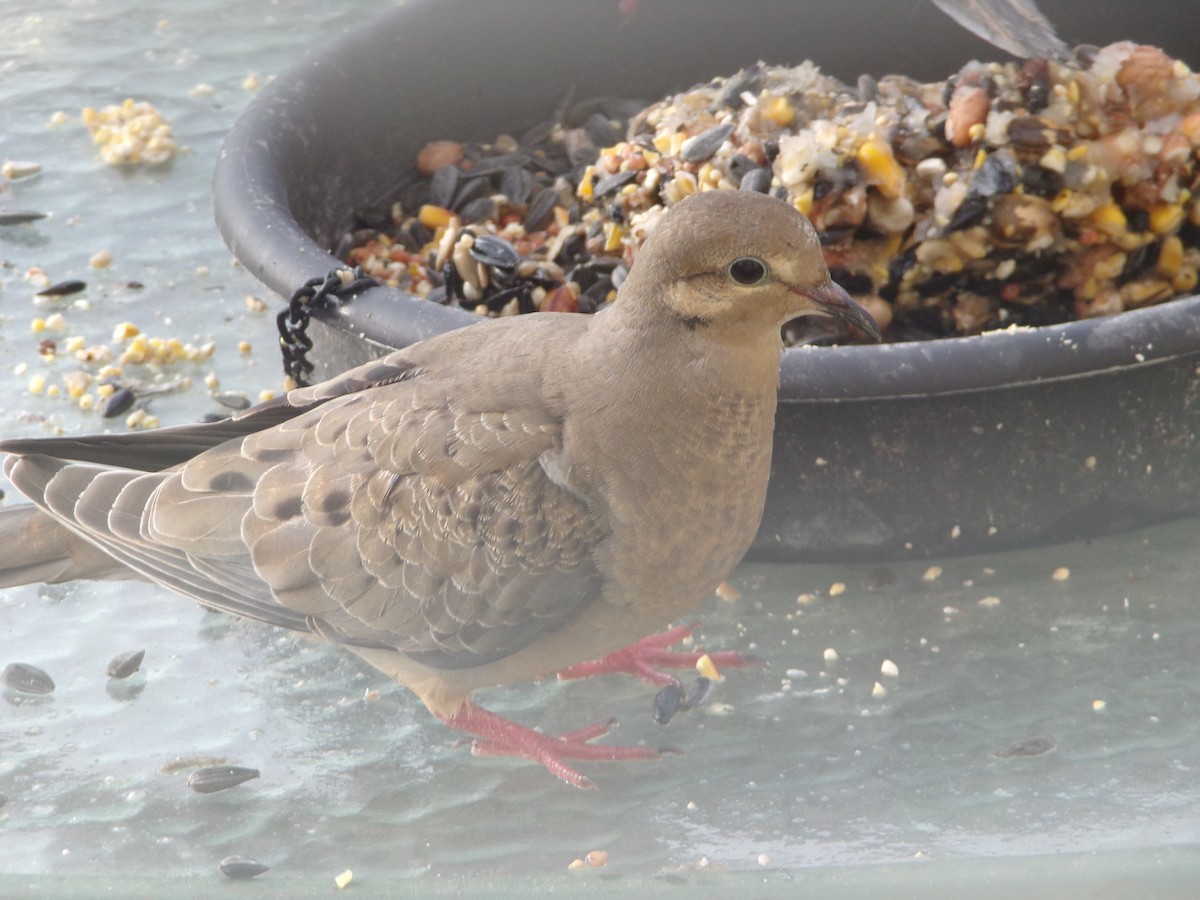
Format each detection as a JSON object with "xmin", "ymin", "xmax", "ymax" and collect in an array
[{"xmin": 0, "ymin": 504, "xmax": 130, "ymax": 588}]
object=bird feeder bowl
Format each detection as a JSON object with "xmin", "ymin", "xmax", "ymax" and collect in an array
[{"xmin": 213, "ymin": 0, "xmax": 1200, "ymax": 561}]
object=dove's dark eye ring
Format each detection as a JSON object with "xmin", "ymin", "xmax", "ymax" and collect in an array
[{"xmin": 728, "ymin": 256, "xmax": 768, "ymax": 286}]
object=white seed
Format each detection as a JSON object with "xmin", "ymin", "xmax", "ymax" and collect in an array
[
  {"xmin": 880, "ymin": 659, "xmax": 899, "ymax": 678},
  {"xmin": 922, "ymin": 566, "xmax": 943, "ymax": 581},
  {"xmin": 823, "ymin": 647, "xmax": 839, "ymax": 664},
  {"xmin": 1052, "ymin": 567, "xmax": 1070, "ymax": 581}
]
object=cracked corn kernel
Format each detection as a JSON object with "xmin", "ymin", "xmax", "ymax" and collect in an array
[
  {"xmin": 715, "ymin": 581, "xmax": 741, "ymax": 602},
  {"xmin": 334, "ymin": 869, "xmax": 353, "ymax": 889},
  {"xmin": 585, "ymin": 850, "xmax": 608, "ymax": 868},
  {"xmin": 1052, "ymin": 567, "xmax": 1070, "ymax": 581},
  {"xmin": 418, "ymin": 204, "xmax": 455, "ymax": 230},
  {"xmin": 922, "ymin": 565, "xmax": 943, "ymax": 581},
  {"xmin": 828, "ymin": 581, "xmax": 846, "ymax": 597},
  {"xmin": 237, "ymin": 340, "xmax": 252, "ymax": 354},
  {"xmin": 762, "ymin": 95, "xmax": 795, "ymax": 127},
  {"xmin": 696, "ymin": 653, "xmax": 723, "ymax": 682},
  {"xmin": 28, "ymin": 374, "xmax": 46, "ymax": 394},
  {"xmin": 856, "ymin": 140, "xmax": 904, "ymax": 199},
  {"xmin": 112, "ymin": 321, "xmax": 140, "ymax": 341}
]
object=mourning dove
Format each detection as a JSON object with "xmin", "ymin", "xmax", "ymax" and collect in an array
[{"xmin": 0, "ymin": 190, "xmax": 878, "ymax": 787}]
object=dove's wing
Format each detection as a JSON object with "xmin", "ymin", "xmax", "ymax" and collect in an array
[{"xmin": 2, "ymin": 316, "xmax": 608, "ymax": 669}]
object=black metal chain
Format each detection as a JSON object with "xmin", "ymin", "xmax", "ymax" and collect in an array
[{"xmin": 277, "ymin": 266, "xmax": 376, "ymax": 386}]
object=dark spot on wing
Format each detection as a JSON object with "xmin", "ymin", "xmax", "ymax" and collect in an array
[{"xmin": 209, "ymin": 471, "xmax": 254, "ymax": 492}]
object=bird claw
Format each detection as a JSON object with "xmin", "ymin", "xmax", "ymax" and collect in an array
[{"xmin": 441, "ymin": 705, "xmax": 665, "ymax": 789}]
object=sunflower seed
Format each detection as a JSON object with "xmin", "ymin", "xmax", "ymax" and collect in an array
[
  {"xmin": 0, "ymin": 209, "xmax": 47, "ymax": 226},
  {"xmin": 469, "ymin": 233, "xmax": 520, "ymax": 271},
  {"xmin": 592, "ymin": 169, "xmax": 639, "ymax": 199},
  {"xmin": 653, "ymin": 681, "xmax": 684, "ymax": 725},
  {"xmin": 679, "ymin": 123, "xmax": 734, "ymax": 163},
  {"xmin": 739, "ymin": 167, "xmax": 772, "ymax": 194},
  {"xmin": 524, "ymin": 186, "xmax": 560, "ymax": 232},
  {"xmin": 499, "ymin": 166, "xmax": 535, "ymax": 205},
  {"xmin": 429, "ymin": 164, "xmax": 460, "ymax": 209},
  {"xmin": 3, "ymin": 662, "xmax": 55, "ymax": 694},
  {"xmin": 106, "ymin": 649, "xmax": 145, "ymax": 679},
  {"xmin": 35, "ymin": 279, "xmax": 86, "ymax": 298},
  {"xmin": 187, "ymin": 765, "xmax": 260, "ymax": 793},
  {"xmin": 219, "ymin": 856, "xmax": 270, "ymax": 880},
  {"xmin": 98, "ymin": 386, "xmax": 136, "ymax": 419}
]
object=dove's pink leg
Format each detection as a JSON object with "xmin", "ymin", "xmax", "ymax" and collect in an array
[
  {"xmin": 555, "ymin": 621, "xmax": 759, "ymax": 686},
  {"xmin": 440, "ymin": 702, "xmax": 668, "ymax": 789}
]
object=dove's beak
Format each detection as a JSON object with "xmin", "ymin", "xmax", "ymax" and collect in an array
[{"xmin": 792, "ymin": 280, "xmax": 882, "ymax": 341}]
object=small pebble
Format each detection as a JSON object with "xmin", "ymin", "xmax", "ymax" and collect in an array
[
  {"xmin": 106, "ymin": 649, "xmax": 145, "ymax": 679},
  {"xmin": 219, "ymin": 856, "xmax": 269, "ymax": 880},
  {"xmin": 3, "ymin": 662, "xmax": 56, "ymax": 694}
]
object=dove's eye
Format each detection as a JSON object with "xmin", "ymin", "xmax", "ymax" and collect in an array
[{"xmin": 728, "ymin": 256, "xmax": 768, "ymax": 286}]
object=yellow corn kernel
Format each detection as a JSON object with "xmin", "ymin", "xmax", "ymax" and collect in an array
[
  {"xmin": 1157, "ymin": 235, "xmax": 1183, "ymax": 277},
  {"xmin": 857, "ymin": 140, "xmax": 904, "ymax": 199},
  {"xmin": 63, "ymin": 370, "xmax": 91, "ymax": 398},
  {"xmin": 1172, "ymin": 266, "xmax": 1198, "ymax": 293},
  {"xmin": 112, "ymin": 321, "xmax": 140, "ymax": 341},
  {"xmin": 762, "ymin": 95, "xmax": 795, "ymax": 127},
  {"xmin": 973, "ymin": 149, "xmax": 988, "ymax": 169},
  {"xmin": 417, "ymin": 204, "xmax": 455, "ymax": 230},
  {"xmin": 28, "ymin": 374, "xmax": 46, "ymax": 394},
  {"xmin": 696, "ymin": 653, "xmax": 724, "ymax": 682},
  {"xmin": 602, "ymin": 222, "xmax": 625, "ymax": 253},
  {"xmin": 96, "ymin": 382, "xmax": 115, "ymax": 399},
  {"xmin": 1148, "ymin": 203, "xmax": 1183, "ymax": 236},
  {"xmin": 1089, "ymin": 202, "xmax": 1127, "ymax": 237},
  {"xmin": 1067, "ymin": 144, "xmax": 1090, "ymax": 161},
  {"xmin": 78, "ymin": 393, "xmax": 95, "ymax": 411},
  {"xmin": 793, "ymin": 188, "xmax": 814, "ymax": 217},
  {"xmin": 30, "ymin": 317, "xmax": 46, "ymax": 333},
  {"xmin": 575, "ymin": 165, "xmax": 596, "ymax": 201},
  {"xmin": 652, "ymin": 132, "xmax": 673, "ymax": 155}
]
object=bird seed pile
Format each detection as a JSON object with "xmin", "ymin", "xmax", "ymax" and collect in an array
[{"xmin": 343, "ymin": 41, "xmax": 1200, "ymax": 343}]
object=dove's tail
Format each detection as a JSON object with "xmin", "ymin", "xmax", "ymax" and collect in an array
[{"xmin": 0, "ymin": 503, "xmax": 126, "ymax": 588}]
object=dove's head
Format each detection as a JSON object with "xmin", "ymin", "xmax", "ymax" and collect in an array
[{"xmin": 620, "ymin": 189, "xmax": 880, "ymax": 340}]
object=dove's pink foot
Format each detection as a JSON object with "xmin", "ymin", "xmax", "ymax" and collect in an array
[
  {"xmin": 440, "ymin": 702, "xmax": 667, "ymax": 789},
  {"xmin": 555, "ymin": 621, "xmax": 759, "ymax": 686}
]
